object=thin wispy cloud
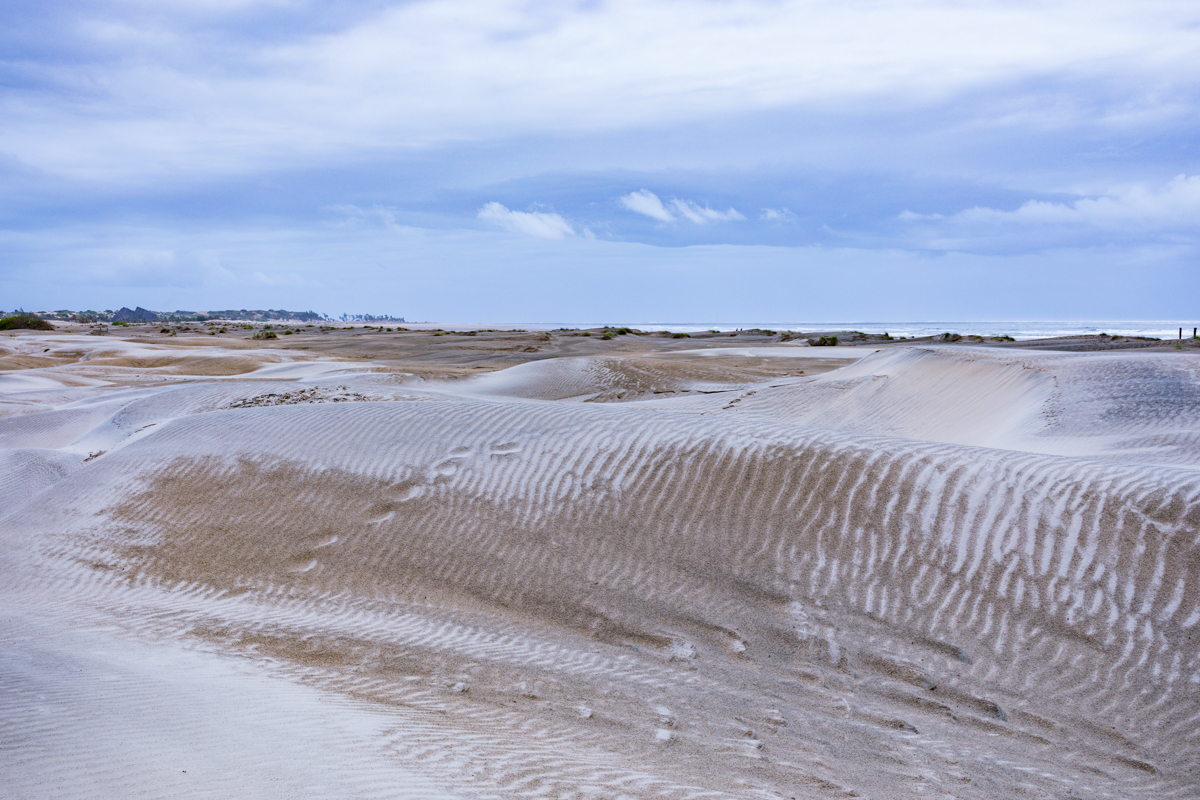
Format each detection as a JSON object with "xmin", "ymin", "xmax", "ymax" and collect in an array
[
  {"xmin": 668, "ymin": 199, "xmax": 745, "ymax": 224},
  {"xmin": 620, "ymin": 191, "xmax": 744, "ymax": 225},
  {"xmin": 760, "ymin": 208, "xmax": 797, "ymax": 223},
  {"xmin": 619, "ymin": 190, "xmax": 674, "ymax": 223},
  {"xmin": 477, "ymin": 202, "xmax": 575, "ymax": 239},
  {"xmin": 326, "ymin": 204, "xmax": 408, "ymax": 231}
]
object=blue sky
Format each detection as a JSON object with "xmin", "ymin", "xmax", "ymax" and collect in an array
[{"xmin": 2, "ymin": 0, "xmax": 1198, "ymax": 321}]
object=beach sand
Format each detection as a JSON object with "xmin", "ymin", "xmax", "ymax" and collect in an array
[{"xmin": 2, "ymin": 323, "xmax": 1198, "ymax": 799}]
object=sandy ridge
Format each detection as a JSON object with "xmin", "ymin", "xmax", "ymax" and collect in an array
[{"xmin": 1, "ymin": 330, "xmax": 1198, "ymax": 798}]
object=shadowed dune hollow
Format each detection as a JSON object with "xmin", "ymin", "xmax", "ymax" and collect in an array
[{"xmin": 1, "ymin": 333, "xmax": 1199, "ymax": 799}]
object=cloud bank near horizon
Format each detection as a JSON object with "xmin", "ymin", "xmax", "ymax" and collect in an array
[{"xmin": 2, "ymin": 0, "xmax": 1198, "ymax": 318}]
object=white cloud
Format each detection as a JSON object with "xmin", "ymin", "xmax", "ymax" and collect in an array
[
  {"xmin": 8, "ymin": 0, "xmax": 1200, "ymax": 184},
  {"xmin": 477, "ymin": 202, "xmax": 575, "ymax": 239},
  {"xmin": 897, "ymin": 210, "xmax": 944, "ymax": 221},
  {"xmin": 896, "ymin": 174, "xmax": 1200, "ymax": 252},
  {"xmin": 957, "ymin": 175, "xmax": 1200, "ymax": 229},
  {"xmin": 326, "ymin": 204, "xmax": 410, "ymax": 231},
  {"xmin": 904, "ymin": 175, "xmax": 1200, "ymax": 233},
  {"xmin": 760, "ymin": 207, "xmax": 797, "ymax": 223},
  {"xmin": 668, "ymin": 199, "xmax": 745, "ymax": 224},
  {"xmin": 620, "ymin": 190, "xmax": 674, "ymax": 222},
  {"xmin": 620, "ymin": 190, "xmax": 744, "ymax": 224}
]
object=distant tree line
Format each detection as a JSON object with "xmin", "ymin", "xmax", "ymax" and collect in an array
[
  {"xmin": 338, "ymin": 313, "xmax": 407, "ymax": 322},
  {"xmin": 2, "ymin": 308, "xmax": 403, "ymax": 324}
]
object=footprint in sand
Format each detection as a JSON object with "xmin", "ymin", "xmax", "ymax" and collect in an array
[
  {"xmin": 489, "ymin": 442, "xmax": 522, "ymax": 456},
  {"xmin": 286, "ymin": 555, "xmax": 319, "ymax": 573},
  {"xmin": 285, "ymin": 534, "xmax": 340, "ymax": 574},
  {"xmin": 365, "ymin": 480, "xmax": 426, "ymax": 522},
  {"xmin": 391, "ymin": 480, "xmax": 424, "ymax": 501},
  {"xmin": 364, "ymin": 502, "xmax": 397, "ymax": 523},
  {"xmin": 431, "ymin": 460, "xmax": 459, "ymax": 477}
]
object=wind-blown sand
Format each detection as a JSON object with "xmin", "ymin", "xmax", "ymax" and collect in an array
[{"xmin": 2, "ymin": 326, "xmax": 1198, "ymax": 799}]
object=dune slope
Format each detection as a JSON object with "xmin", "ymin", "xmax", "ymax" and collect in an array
[{"xmin": 1, "ymin": 333, "xmax": 1198, "ymax": 799}]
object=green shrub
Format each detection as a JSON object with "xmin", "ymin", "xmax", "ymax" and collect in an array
[
  {"xmin": 0, "ymin": 313, "xmax": 53, "ymax": 331},
  {"xmin": 252, "ymin": 330, "xmax": 278, "ymax": 340},
  {"xmin": 111, "ymin": 320, "xmax": 129, "ymax": 327},
  {"xmin": 672, "ymin": 332, "xmax": 691, "ymax": 339}
]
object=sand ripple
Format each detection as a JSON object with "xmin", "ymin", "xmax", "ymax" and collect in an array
[{"xmin": 1, "ymin": 337, "xmax": 1198, "ymax": 798}]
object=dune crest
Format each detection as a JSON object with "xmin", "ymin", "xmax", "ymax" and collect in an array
[{"xmin": 1, "ymin": 330, "xmax": 1198, "ymax": 798}]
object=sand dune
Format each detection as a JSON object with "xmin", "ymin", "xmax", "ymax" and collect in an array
[{"xmin": 1, "ymin": 329, "xmax": 1198, "ymax": 798}]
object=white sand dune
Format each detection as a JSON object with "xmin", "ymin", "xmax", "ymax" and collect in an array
[{"xmin": 1, "ymin": 331, "xmax": 1198, "ymax": 799}]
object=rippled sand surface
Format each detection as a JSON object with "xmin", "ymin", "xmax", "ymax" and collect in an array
[{"xmin": 2, "ymin": 328, "xmax": 1198, "ymax": 799}]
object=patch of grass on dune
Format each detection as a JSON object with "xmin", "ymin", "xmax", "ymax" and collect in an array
[{"xmin": 0, "ymin": 313, "xmax": 54, "ymax": 331}]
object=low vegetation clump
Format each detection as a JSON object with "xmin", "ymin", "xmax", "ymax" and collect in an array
[
  {"xmin": 252, "ymin": 330, "xmax": 278, "ymax": 340},
  {"xmin": 808, "ymin": 335, "xmax": 838, "ymax": 346},
  {"xmin": 672, "ymin": 332, "xmax": 691, "ymax": 339},
  {"xmin": 0, "ymin": 313, "xmax": 54, "ymax": 331}
]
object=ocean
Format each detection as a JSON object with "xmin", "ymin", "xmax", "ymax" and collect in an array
[{"xmin": 553, "ymin": 320, "xmax": 1197, "ymax": 341}]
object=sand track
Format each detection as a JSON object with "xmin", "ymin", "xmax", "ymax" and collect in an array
[{"xmin": 1, "ymin": 331, "xmax": 1198, "ymax": 798}]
